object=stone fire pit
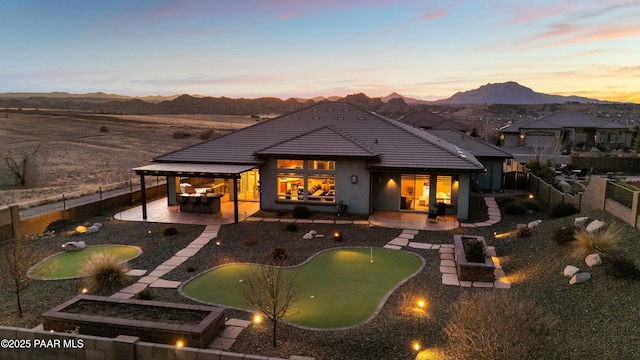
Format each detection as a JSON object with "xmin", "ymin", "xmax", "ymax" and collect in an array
[
  {"xmin": 42, "ymin": 295, "xmax": 225, "ymax": 348},
  {"xmin": 453, "ymin": 235, "xmax": 496, "ymax": 282}
]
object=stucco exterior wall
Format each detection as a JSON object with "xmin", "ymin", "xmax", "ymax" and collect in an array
[{"xmin": 259, "ymin": 158, "xmax": 370, "ymax": 215}]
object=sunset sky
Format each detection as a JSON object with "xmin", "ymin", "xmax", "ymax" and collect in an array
[{"xmin": 1, "ymin": 0, "xmax": 639, "ymax": 102}]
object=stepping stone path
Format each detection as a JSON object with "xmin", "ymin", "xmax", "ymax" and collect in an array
[
  {"xmin": 383, "ymin": 226, "xmax": 511, "ymax": 289},
  {"xmin": 209, "ymin": 318, "xmax": 251, "ymax": 350},
  {"xmin": 460, "ymin": 196, "xmax": 501, "ymax": 228},
  {"xmin": 111, "ymin": 224, "xmax": 221, "ymax": 299}
]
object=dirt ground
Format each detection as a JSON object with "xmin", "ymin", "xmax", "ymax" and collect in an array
[{"xmin": 0, "ymin": 110, "xmax": 258, "ymax": 207}]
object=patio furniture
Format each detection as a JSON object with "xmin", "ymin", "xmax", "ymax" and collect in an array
[{"xmin": 427, "ymin": 202, "xmax": 447, "ymax": 223}]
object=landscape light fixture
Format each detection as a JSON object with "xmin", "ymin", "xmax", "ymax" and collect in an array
[
  {"xmin": 412, "ymin": 341, "xmax": 421, "ymax": 351},
  {"xmin": 333, "ymin": 231, "xmax": 343, "ymax": 242}
]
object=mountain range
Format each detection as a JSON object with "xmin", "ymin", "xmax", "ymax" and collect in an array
[{"xmin": 0, "ymin": 82, "xmax": 611, "ymax": 105}]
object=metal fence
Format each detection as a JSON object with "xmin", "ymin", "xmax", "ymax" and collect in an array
[
  {"xmin": 18, "ymin": 177, "xmax": 165, "ymax": 219},
  {"xmin": 605, "ymin": 181, "xmax": 634, "ymax": 209}
]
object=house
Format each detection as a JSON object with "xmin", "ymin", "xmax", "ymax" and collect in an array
[
  {"xmin": 398, "ymin": 110, "xmax": 468, "ymax": 132},
  {"xmin": 499, "ymin": 111, "xmax": 633, "ymax": 150},
  {"xmin": 426, "ymin": 130, "xmax": 514, "ymax": 192},
  {"xmin": 134, "ymin": 102, "xmax": 486, "ymax": 222}
]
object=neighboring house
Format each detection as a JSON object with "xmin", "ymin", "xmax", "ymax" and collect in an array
[
  {"xmin": 398, "ymin": 110, "xmax": 468, "ymax": 132},
  {"xmin": 134, "ymin": 102, "xmax": 485, "ymax": 222},
  {"xmin": 427, "ymin": 130, "xmax": 514, "ymax": 192},
  {"xmin": 499, "ymin": 111, "xmax": 633, "ymax": 150}
]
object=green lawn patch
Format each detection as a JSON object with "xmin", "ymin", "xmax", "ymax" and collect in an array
[
  {"xmin": 181, "ymin": 247, "xmax": 424, "ymax": 329},
  {"xmin": 30, "ymin": 245, "xmax": 141, "ymax": 280}
]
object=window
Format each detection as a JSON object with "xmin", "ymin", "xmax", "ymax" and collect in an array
[
  {"xmin": 277, "ymin": 159, "xmax": 335, "ymax": 203},
  {"xmin": 436, "ymin": 176, "xmax": 452, "ymax": 204},
  {"xmin": 277, "ymin": 160, "xmax": 303, "ymax": 169}
]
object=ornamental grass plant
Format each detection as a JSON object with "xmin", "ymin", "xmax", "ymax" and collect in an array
[{"xmin": 82, "ymin": 252, "xmax": 129, "ymax": 294}]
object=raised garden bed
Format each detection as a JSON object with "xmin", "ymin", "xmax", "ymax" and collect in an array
[
  {"xmin": 454, "ymin": 235, "xmax": 496, "ymax": 282},
  {"xmin": 42, "ymin": 295, "xmax": 225, "ymax": 348}
]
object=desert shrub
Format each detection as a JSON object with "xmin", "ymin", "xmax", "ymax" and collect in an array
[
  {"xmin": 163, "ymin": 227, "xmax": 178, "ymax": 236},
  {"xmin": 82, "ymin": 252, "xmax": 129, "ymax": 294},
  {"xmin": 552, "ymin": 226, "xmax": 576, "ymax": 246},
  {"xmin": 292, "ymin": 205, "xmax": 312, "ymax": 219},
  {"xmin": 135, "ymin": 288, "xmax": 154, "ymax": 300},
  {"xmin": 200, "ymin": 128, "xmax": 216, "ymax": 140},
  {"xmin": 603, "ymin": 255, "xmax": 640, "ymax": 280},
  {"xmin": 172, "ymin": 131, "xmax": 191, "ymax": 139},
  {"xmin": 571, "ymin": 224, "xmax": 621, "ymax": 258},
  {"xmin": 516, "ymin": 226, "xmax": 532, "ymax": 238},
  {"xmin": 99, "ymin": 125, "xmax": 109, "ymax": 133},
  {"xmin": 463, "ymin": 239, "xmax": 486, "ymax": 262},
  {"xmin": 444, "ymin": 291, "xmax": 557, "ymax": 360},
  {"xmin": 284, "ymin": 223, "xmax": 298, "ymax": 232},
  {"xmin": 550, "ymin": 203, "xmax": 579, "ymax": 219},
  {"xmin": 271, "ymin": 248, "xmax": 287, "ymax": 262},
  {"xmin": 522, "ymin": 199, "xmax": 542, "ymax": 212},
  {"xmin": 504, "ymin": 201, "xmax": 528, "ymax": 215}
]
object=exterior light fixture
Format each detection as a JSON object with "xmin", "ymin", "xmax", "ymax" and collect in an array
[
  {"xmin": 81, "ymin": 288, "xmax": 89, "ymax": 294},
  {"xmin": 215, "ymin": 241, "xmax": 221, "ymax": 246},
  {"xmin": 253, "ymin": 314, "xmax": 262, "ymax": 324},
  {"xmin": 417, "ymin": 300, "xmax": 425, "ymax": 309},
  {"xmin": 351, "ymin": 175, "xmax": 358, "ymax": 184},
  {"xmin": 412, "ymin": 341, "xmax": 421, "ymax": 351},
  {"xmin": 529, "ymin": 194, "xmax": 534, "ymax": 199},
  {"xmin": 176, "ymin": 340, "xmax": 184, "ymax": 348},
  {"xmin": 333, "ymin": 231, "xmax": 343, "ymax": 242}
]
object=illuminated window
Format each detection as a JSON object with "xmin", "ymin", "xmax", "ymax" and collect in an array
[
  {"xmin": 277, "ymin": 160, "xmax": 335, "ymax": 203},
  {"xmin": 307, "ymin": 160, "xmax": 335, "ymax": 170},
  {"xmin": 277, "ymin": 160, "xmax": 304, "ymax": 169},
  {"xmin": 277, "ymin": 175, "xmax": 303, "ymax": 200},
  {"xmin": 400, "ymin": 175, "xmax": 429, "ymax": 211},
  {"xmin": 436, "ymin": 176, "xmax": 452, "ymax": 204},
  {"xmin": 307, "ymin": 174, "xmax": 335, "ymax": 202}
]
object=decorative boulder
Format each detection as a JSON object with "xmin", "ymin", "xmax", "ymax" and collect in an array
[
  {"xmin": 585, "ymin": 253, "xmax": 602, "ymax": 268},
  {"xmin": 528, "ymin": 220, "xmax": 542, "ymax": 228},
  {"xmin": 564, "ymin": 265, "xmax": 581, "ymax": 277},
  {"xmin": 574, "ymin": 217, "xmax": 589, "ymax": 227},
  {"xmin": 86, "ymin": 225, "xmax": 100, "ymax": 234},
  {"xmin": 569, "ymin": 272, "xmax": 591, "ymax": 284},
  {"xmin": 93, "ymin": 223, "xmax": 103, "ymax": 229},
  {"xmin": 315, "ymin": 234, "xmax": 325, "ymax": 238},
  {"xmin": 309, "ymin": 230, "xmax": 317, "ymax": 236},
  {"xmin": 64, "ymin": 241, "xmax": 86, "ymax": 251},
  {"xmin": 516, "ymin": 223, "xmax": 528, "ymax": 230},
  {"xmin": 586, "ymin": 220, "xmax": 606, "ymax": 233},
  {"xmin": 302, "ymin": 233, "xmax": 313, "ymax": 240}
]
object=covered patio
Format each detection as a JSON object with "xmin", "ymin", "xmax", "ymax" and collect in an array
[
  {"xmin": 115, "ymin": 197, "xmax": 260, "ymax": 225},
  {"xmin": 133, "ymin": 163, "xmax": 259, "ymax": 224}
]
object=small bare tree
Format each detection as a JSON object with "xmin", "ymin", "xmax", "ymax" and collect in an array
[
  {"xmin": 5, "ymin": 144, "xmax": 41, "ymax": 186},
  {"xmin": 241, "ymin": 263, "xmax": 299, "ymax": 347},
  {"xmin": 0, "ymin": 238, "xmax": 57, "ymax": 317}
]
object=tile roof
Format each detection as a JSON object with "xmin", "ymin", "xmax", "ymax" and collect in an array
[
  {"xmin": 154, "ymin": 102, "xmax": 485, "ymax": 172},
  {"xmin": 500, "ymin": 111, "xmax": 631, "ymax": 132},
  {"xmin": 426, "ymin": 130, "xmax": 514, "ymax": 159},
  {"xmin": 398, "ymin": 110, "xmax": 467, "ymax": 131}
]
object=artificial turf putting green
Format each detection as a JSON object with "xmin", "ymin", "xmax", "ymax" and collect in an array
[
  {"xmin": 182, "ymin": 247, "xmax": 424, "ymax": 329},
  {"xmin": 30, "ymin": 245, "xmax": 141, "ymax": 280}
]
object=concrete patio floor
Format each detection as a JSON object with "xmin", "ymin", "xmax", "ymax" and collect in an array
[
  {"xmin": 114, "ymin": 198, "xmax": 260, "ymax": 225},
  {"xmin": 369, "ymin": 211, "xmax": 458, "ymax": 231},
  {"xmin": 115, "ymin": 197, "xmax": 468, "ymax": 231}
]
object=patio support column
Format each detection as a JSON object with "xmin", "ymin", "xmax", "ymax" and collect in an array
[
  {"xmin": 140, "ymin": 174, "xmax": 147, "ymax": 219},
  {"xmin": 233, "ymin": 176, "xmax": 239, "ymax": 224}
]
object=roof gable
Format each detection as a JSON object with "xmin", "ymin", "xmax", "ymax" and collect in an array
[
  {"xmin": 427, "ymin": 130, "xmax": 514, "ymax": 159},
  {"xmin": 255, "ymin": 126, "xmax": 378, "ymax": 158}
]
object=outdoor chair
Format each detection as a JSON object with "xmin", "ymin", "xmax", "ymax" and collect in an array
[{"xmin": 428, "ymin": 202, "xmax": 447, "ymax": 223}]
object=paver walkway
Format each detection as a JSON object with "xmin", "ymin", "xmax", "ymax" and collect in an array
[
  {"xmin": 383, "ymin": 230, "xmax": 511, "ymax": 289},
  {"xmin": 460, "ymin": 196, "xmax": 501, "ymax": 228},
  {"xmin": 111, "ymin": 224, "xmax": 221, "ymax": 299}
]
